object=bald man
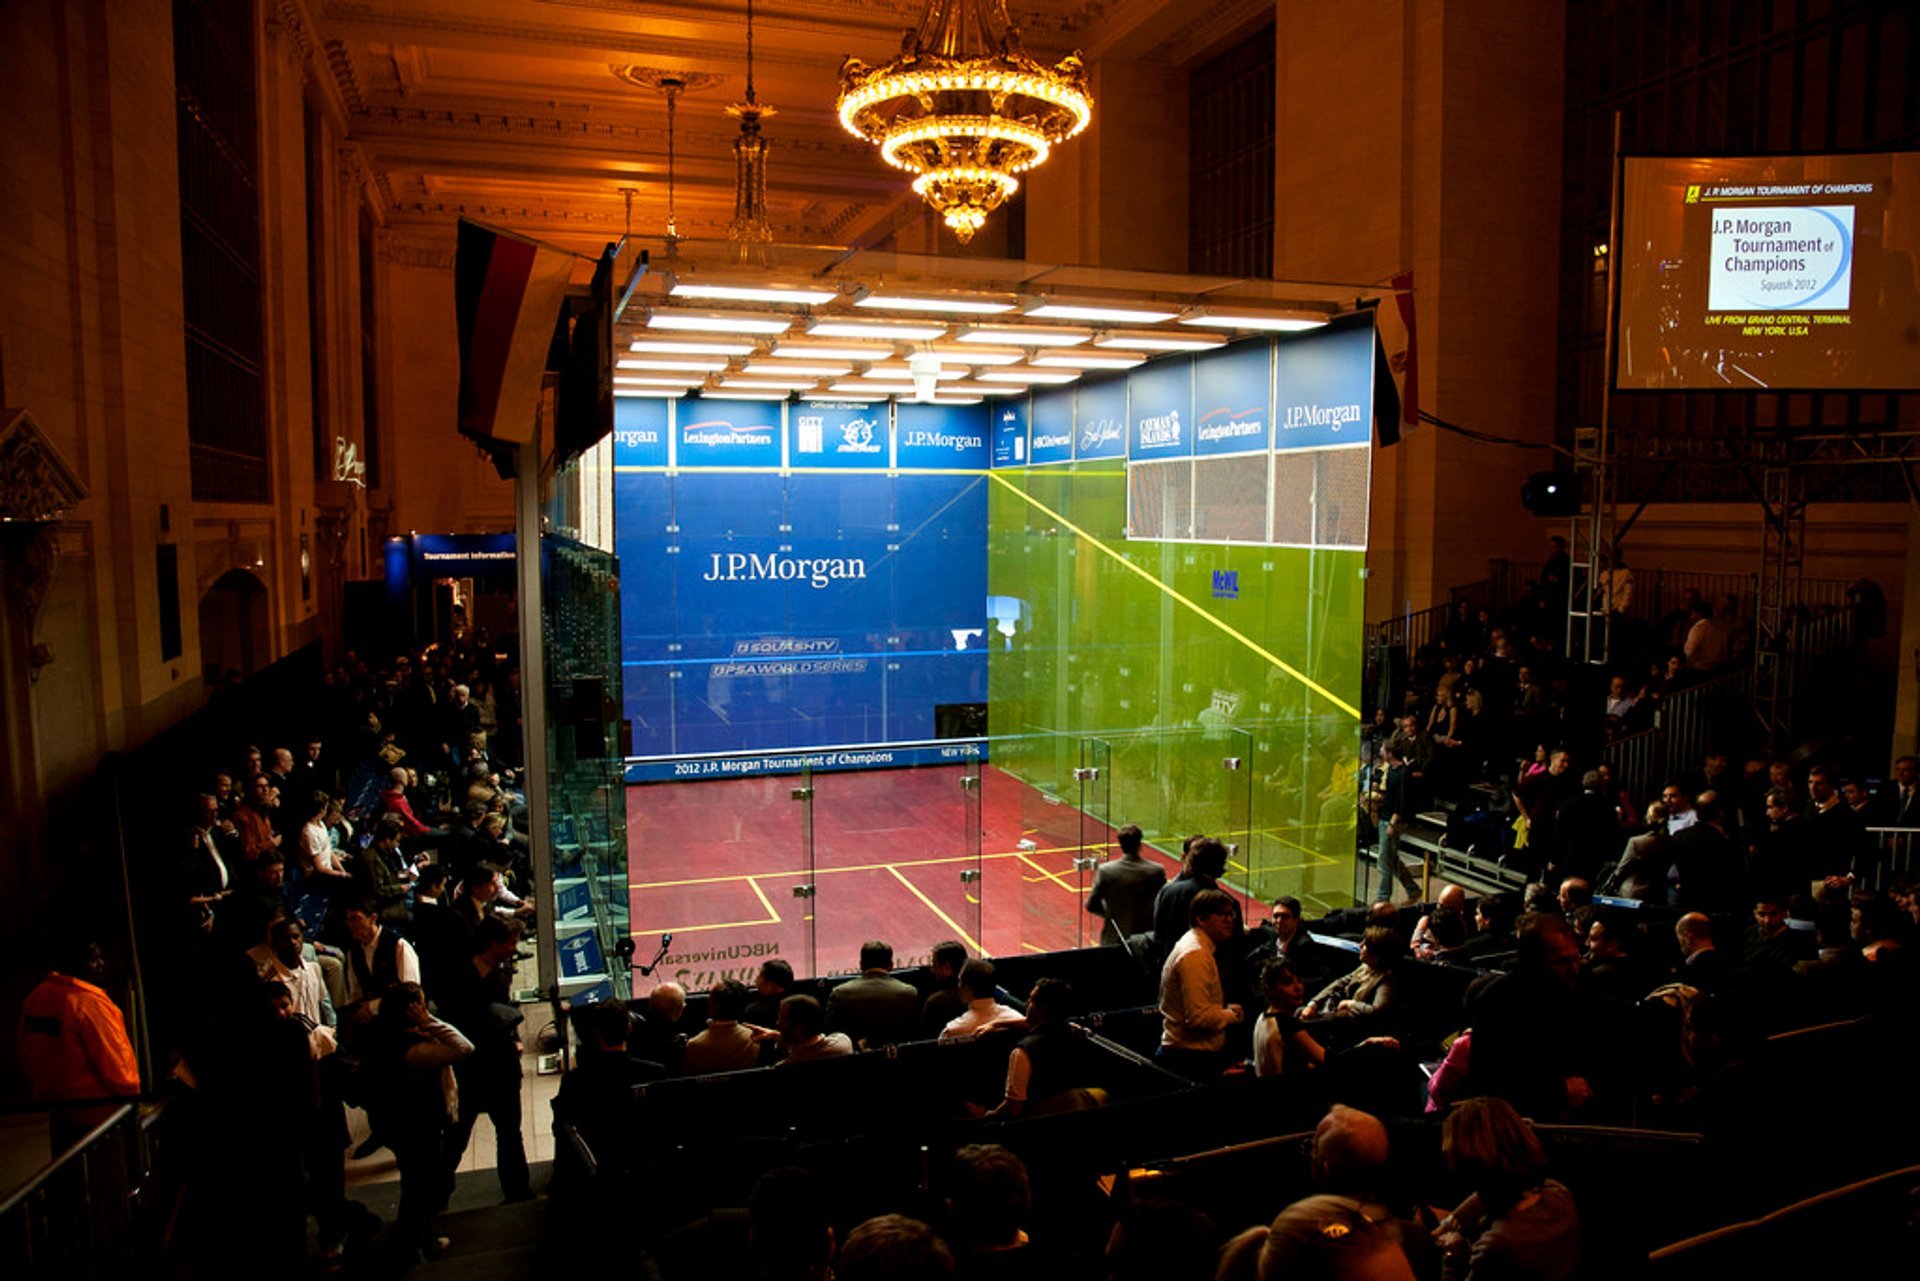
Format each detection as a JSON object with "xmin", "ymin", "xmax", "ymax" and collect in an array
[
  {"xmin": 1412, "ymin": 885, "xmax": 1468, "ymax": 959},
  {"xmin": 1309, "ymin": 1105, "xmax": 1437, "ymax": 1276},
  {"xmin": 1674, "ymin": 912, "xmax": 1727, "ymax": 993}
]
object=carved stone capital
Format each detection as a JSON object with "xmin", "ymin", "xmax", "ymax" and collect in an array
[{"xmin": 0, "ymin": 409, "xmax": 88, "ymax": 524}]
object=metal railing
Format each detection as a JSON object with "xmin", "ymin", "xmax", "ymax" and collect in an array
[
  {"xmin": 1864, "ymin": 828, "xmax": 1918, "ymax": 891},
  {"xmin": 1363, "ymin": 579, "xmax": 1491, "ymax": 661},
  {"xmin": 1487, "ymin": 560, "xmax": 1854, "ymax": 628},
  {"xmin": 0, "ymin": 1103, "xmax": 173, "ymax": 1279},
  {"xmin": 1600, "ymin": 667, "xmax": 1756, "ymax": 805}
]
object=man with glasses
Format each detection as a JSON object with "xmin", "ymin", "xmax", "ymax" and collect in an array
[{"xmin": 1246, "ymin": 895, "xmax": 1335, "ymax": 993}]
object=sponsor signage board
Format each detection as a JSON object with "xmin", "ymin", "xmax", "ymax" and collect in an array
[
  {"xmin": 1273, "ymin": 320, "xmax": 1374, "ymax": 452},
  {"xmin": 990, "ymin": 397, "xmax": 1029, "ymax": 468},
  {"xmin": 678, "ymin": 395, "xmax": 783, "ymax": 468},
  {"xmin": 612, "ymin": 397, "xmax": 669, "ymax": 467},
  {"xmin": 790, "ymin": 401, "xmax": 890, "ymax": 470},
  {"xmin": 1193, "ymin": 341, "xmax": 1273, "ymax": 457},
  {"xmin": 1128, "ymin": 355, "xmax": 1193, "ymax": 460},
  {"xmin": 896, "ymin": 401, "xmax": 990, "ymax": 470},
  {"xmin": 1029, "ymin": 386, "xmax": 1074, "ymax": 465},
  {"xmin": 1074, "ymin": 377, "xmax": 1128, "ymax": 461}
]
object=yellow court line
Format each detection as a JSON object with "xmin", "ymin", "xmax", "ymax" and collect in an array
[
  {"xmin": 1016, "ymin": 851, "xmax": 1080, "ymax": 894},
  {"xmin": 632, "ymin": 913, "xmax": 780, "ymax": 935},
  {"xmin": 1022, "ymin": 942, "xmax": 1045, "ymax": 953},
  {"xmin": 985, "ymin": 470, "xmax": 1361, "ymax": 721},
  {"xmin": 628, "ymin": 843, "xmax": 1088, "ymax": 891},
  {"xmin": 744, "ymin": 875, "xmax": 782, "ymax": 924},
  {"xmin": 886, "ymin": 866, "xmax": 982, "ymax": 954}
]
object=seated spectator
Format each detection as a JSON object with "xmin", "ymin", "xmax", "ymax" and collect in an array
[
  {"xmin": 837, "ymin": 1215, "xmax": 956, "ymax": 1281},
  {"xmin": 1556, "ymin": 878, "xmax": 1593, "ymax": 933},
  {"xmin": 1743, "ymin": 895, "xmax": 1814, "ymax": 972},
  {"xmin": 1302, "ymin": 926, "xmax": 1405, "ymax": 1030},
  {"xmin": 631, "ymin": 981, "xmax": 688, "ymax": 1073},
  {"xmin": 351, "ymin": 815, "xmax": 414, "ymax": 925},
  {"xmin": 1670, "ymin": 792, "xmax": 1743, "ymax": 913},
  {"xmin": 982, "ymin": 978, "xmax": 1095, "ymax": 1118},
  {"xmin": 744, "ymin": 957, "xmax": 796, "ymax": 1029},
  {"xmin": 1602, "ymin": 674, "xmax": 1639, "ymax": 736},
  {"xmin": 826, "ymin": 940, "xmax": 921, "ymax": 1048},
  {"xmin": 943, "ymin": 1144, "xmax": 1036, "ymax": 1279},
  {"xmin": 684, "ymin": 979, "xmax": 765, "ymax": 1075},
  {"xmin": 553, "ymin": 1000, "xmax": 663, "ymax": 1174},
  {"xmin": 1578, "ymin": 909, "xmax": 1646, "ymax": 1003},
  {"xmin": 777, "ymin": 995, "xmax": 853, "ymax": 1065},
  {"xmin": 1435, "ymin": 1097, "xmax": 1580, "ymax": 1281},
  {"xmin": 1252, "ymin": 959, "xmax": 1325, "ymax": 1078},
  {"xmin": 940, "ymin": 959, "xmax": 1024, "ymax": 1040},
  {"xmin": 1102, "ymin": 1198, "xmax": 1216, "ymax": 1281},
  {"xmin": 1412, "ymin": 885, "xmax": 1470, "ymax": 960},
  {"xmin": 1601, "ymin": 804, "xmax": 1670, "ymax": 903},
  {"xmin": 1466, "ymin": 914, "xmax": 1591, "ymax": 1119},
  {"xmin": 1308, "ymin": 1105, "xmax": 1435, "ymax": 1275},
  {"xmin": 1450, "ymin": 895, "xmax": 1518, "ymax": 963},
  {"xmin": 1673, "ymin": 912, "xmax": 1728, "ymax": 992},
  {"xmin": 919, "ymin": 940, "xmax": 969, "ymax": 1037},
  {"xmin": 1218, "ymin": 1195, "xmax": 1417, "ymax": 1281}
]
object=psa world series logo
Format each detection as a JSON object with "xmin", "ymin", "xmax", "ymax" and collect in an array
[{"xmin": 796, "ymin": 412, "xmax": 883, "ymax": 456}]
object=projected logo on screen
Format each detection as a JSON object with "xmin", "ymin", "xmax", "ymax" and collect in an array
[{"xmin": 1708, "ymin": 206, "xmax": 1854, "ymax": 311}]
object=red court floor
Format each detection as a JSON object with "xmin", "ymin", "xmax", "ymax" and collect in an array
[{"xmin": 626, "ymin": 764, "xmax": 1228, "ymax": 994}]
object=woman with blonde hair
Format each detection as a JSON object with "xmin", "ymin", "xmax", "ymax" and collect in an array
[{"xmin": 1434, "ymin": 1097, "xmax": 1579, "ymax": 1280}]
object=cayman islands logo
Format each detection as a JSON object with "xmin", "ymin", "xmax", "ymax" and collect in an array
[{"xmin": 839, "ymin": 418, "xmax": 882, "ymax": 454}]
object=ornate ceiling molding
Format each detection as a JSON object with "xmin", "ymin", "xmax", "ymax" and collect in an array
[
  {"xmin": 0, "ymin": 409, "xmax": 88, "ymax": 524},
  {"xmin": 352, "ymin": 104, "xmax": 874, "ymax": 159},
  {"xmin": 610, "ymin": 66, "xmax": 729, "ymax": 96}
]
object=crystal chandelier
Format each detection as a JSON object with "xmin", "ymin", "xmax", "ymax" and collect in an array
[{"xmin": 837, "ymin": 0, "xmax": 1092, "ymax": 243}]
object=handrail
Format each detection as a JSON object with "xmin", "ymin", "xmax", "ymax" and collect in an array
[
  {"xmin": 1647, "ymin": 1161, "xmax": 1920, "ymax": 1259},
  {"xmin": 0, "ymin": 1103, "xmax": 134, "ymax": 1217}
]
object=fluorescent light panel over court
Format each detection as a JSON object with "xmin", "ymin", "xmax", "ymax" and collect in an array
[
  {"xmin": 646, "ymin": 308, "xmax": 793, "ymax": 335},
  {"xmin": 1178, "ymin": 306, "xmax": 1328, "ymax": 332},
  {"xmin": 614, "ymin": 387, "xmax": 686, "ymax": 398},
  {"xmin": 1024, "ymin": 299, "xmax": 1181, "ymax": 323},
  {"xmin": 955, "ymin": 324, "xmax": 1092, "ymax": 347},
  {"xmin": 1032, "ymin": 351, "xmax": 1148, "ymax": 370},
  {"xmin": 926, "ymin": 344, "xmax": 1025, "ymax": 366},
  {"xmin": 1093, "ymin": 329, "xmax": 1226, "ymax": 352},
  {"xmin": 768, "ymin": 342, "xmax": 899, "ymax": 362},
  {"xmin": 615, "ymin": 374, "xmax": 708, "ymax": 386},
  {"xmin": 669, "ymin": 282, "xmax": 839, "ymax": 306},
  {"xmin": 629, "ymin": 338, "xmax": 757, "ymax": 356},
  {"xmin": 717, "ymin": 377, "xmax": 819, "ymax": 391},
  {"xmin": 828, "ymin": 380, "xmax": 918, "ymax": 395},
  {"xmin": 855, "ymin": 291, "xmax": 1017, "ymax": 315},
  {"xmin": 702, "ymin": 390, "xmax": 793, "ymax": 401},
  {"xmin": 978, "ymin": 368, "xmax": 1081, "ymax": 384},
  {"xmin": 618, "ymin": 357, "xmax": 730, "ymax": 372},
  {"xmin": 807, "ymin": 318, "xmax": 949, "ymax": 341},
  {"xmin": 742, "ymin": 361, "xmax": 852, "ymax": 378}
]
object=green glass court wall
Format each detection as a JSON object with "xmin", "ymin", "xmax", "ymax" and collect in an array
[{"xmin": 985, "ymin": 460, "xmax": 1365, "ymax": 918}]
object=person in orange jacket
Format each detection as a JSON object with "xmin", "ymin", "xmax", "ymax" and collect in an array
[{"xmin": 18, "ymin": 938, "xmax": 141, "ymax": 1151}]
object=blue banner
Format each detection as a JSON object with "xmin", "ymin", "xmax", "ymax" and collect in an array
[
  {"xmin": 612, "ymin": 396, "xmax": 670, "ymax": 467},
  {"xmin": 897, "ymin": 401, "xmax": 990, "ymax": 469},
  {"xmin": 409, "ymin": 532, "xmax": 517, "ymax": 578},
  {"xmin": 1128, "ymin": 356, "xmax": 1193, "ymax": 460},
  {"xmin": 1273, "ymin": 321, "xmax": 1373, "ymax": 452},
  {"xmin": 678, "ymin": 395, "xmax": 782, "ymax": 468},
  {"xmin": 990, "ymin": 397, "xmax": 1029, "ymax": 468},
  {"xmin": 625, "ymin": 738, "xmax": 985, "ymax": 783},
  {"xmin": 1195, "ymin": 340, "xmax": 1273, "ymax": 457},
  {"xmin": 1029, "ymin": 387, "xmax": 1074, "ymax": 465},
  {"xmin": 1074, "ymin": 377, "xmax": 1128, "ymax": 460},
  {"xmin": 790, "ymin": 401, "xmax": 890, "ymax": 470}
]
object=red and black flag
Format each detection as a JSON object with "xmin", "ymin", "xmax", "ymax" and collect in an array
[{"xmin": 455, "ymin": 219, "xmax": 576, "ymax": 449}]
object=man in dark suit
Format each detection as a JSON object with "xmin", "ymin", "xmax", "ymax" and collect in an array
[
  {"xmin": 1670, "ymin": 791, "xmax": 1745, "ymax": 913},
  {"xmin": 1550, "ymin": 770, "xmax": 1624, "ymax": 885},
  {"xmin": 1372, "ymin": 745, "xmax": 1419, "ymax": 904},
  {"xmin": 824, "ymin": 940, "xmax": 920, "ymax": 1048},
  {"xmin": 1244, "ymin": 895, "xmax": 1336, "ymax": 997},
  {"xmin": 1875, "ymin": 755, "xmax": 1920, "ymax": 827},
  {"xmin": 1085, "ymin": 824, "xmax": 1166, "ymax": 946},
  {"xmin": 1806, "ymin": 764, "xmax": 1869, "ymax": 884}
]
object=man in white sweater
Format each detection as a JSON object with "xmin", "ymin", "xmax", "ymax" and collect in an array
[{"xmin": 1157, "ymin": 888, "xmax": 1244, "ymax": 1079}]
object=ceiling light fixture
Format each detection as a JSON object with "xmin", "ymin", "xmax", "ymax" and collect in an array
[
  {"xmin": 955, "ymin": 324, "xmax": 1092, "ymax": 347},
  {"xmin": 742, "ymin": 361, "xmax": 852, "ymax": 377},
  {"xmin": 614, "ymin": 388, "xmax": 688, "ymax": 399},
  {"xmin": 618, "ymin": 357, "xmax": 731, "ymax": 371},
  {"xmin": 925, "ymin": 344, "xmax": 1025, "ymax": 366},
  {"xmin": 647, "ymin": 309, "xmax": 793, "ymax": 335},
  {"xmin": 670, "ymin": 282, "xmax": 839, "ymax": 306},
  {"xmin": 615, "ymin": 375, "xmax": 709, "ymax": 386},
  {"xmin": 1032, "ymin": 351, "xmax": 1148, "ymax": 369},
  {"xmin": 855, "ymin": 292, "xmax": 1017, "ymax": 314},
  {"xmin": 828, "ymin": 380, "xmax": 919, "ymax": 395},
  {"xmin": 1092, "ymin": 330, "xmax": 1227, "ymax": 352},
  {"xmin": 807, "ymin": 318, "xmax": 948, "ymax": 341},
  {"xmin": 702, "ymin": 390, "xmax": 792, "ymax": 401},
  {"xmin": 978, "ymin": 368, "xmax": 1080, "ymax": 384},
  {"xmin": 629, "ymin": 339, "xmax": 757, "ymax": 355},
  {"xmin": 837, "ymin": 1, "xmax": 1092, "ymax": 243},
  {"xmin": 1177, "ymin": 306, "xmax": 1329, "ymax": 332},
  {"xmin": 726, "ymin": 0, "xmax": 774, "ymax": 261},
  {"xmin": 1025, "ymin": 301, "xmax": 1181, "ymax": 323},
  {"xmin": 769, "ymin": 342, "xmax": 900, "ymax": 361}
]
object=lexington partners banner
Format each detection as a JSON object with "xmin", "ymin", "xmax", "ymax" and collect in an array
[{"xmin": 678, "ymin": 394, "xmax": 783, "ymax": 468}]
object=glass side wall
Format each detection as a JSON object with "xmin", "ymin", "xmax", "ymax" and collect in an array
[
  {"xmin": 623, "ymin": 765, "xmax": 815, "ymax": 996},
  {"xmin": 986, "ymin": 460, "xmax": 1366, "ymax": 923},
  {"xmin": 540, "ymin": 533, "xmax": 632, "ymax": 1004}
]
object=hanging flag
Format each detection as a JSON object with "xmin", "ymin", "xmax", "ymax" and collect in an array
[
  {"xmin": 455, "ymin": 219, "xmax": 576, "ymax": 448},
  {"xmin": 1372, "ymin": 271, "xmax": 1417, "ymax": 447}
]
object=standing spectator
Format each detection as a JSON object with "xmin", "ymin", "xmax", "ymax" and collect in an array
[
  {"xmin": 234, "ymin": 772, "xmax": 282, "ymax": 864},
  {"xmin": 1875, "ymin": 754, "xmax": 1920, "ymax": 826},
  {"xmin": 1374, "ymin": 745, "xmax": 1420, "ymax": 904},
  {"xmin": 360, "ymin": 982, "xmax": 472, "ymax": 1262},
  {"xmin": 438, "ymin": 916, "xmax": 532, "ymax": 1203},
  {"xmin": 18, "ymin": 938, "xmax": 141, "ymax": 1152},
  {"xmin": 1466, "ymin": 914, "xmax": 1592, "ymax": 1118},
  {"xmin": 1156, "ymin": 889, "xmax": 1245, "ymax": 1079},
  {"xmin": 1085, "ymin": 824, "xmax": 1166, "ymax": 945},
  {"xmin": 1601, "ymin": 803, "xmax": 1671, "ymax": 903}
]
